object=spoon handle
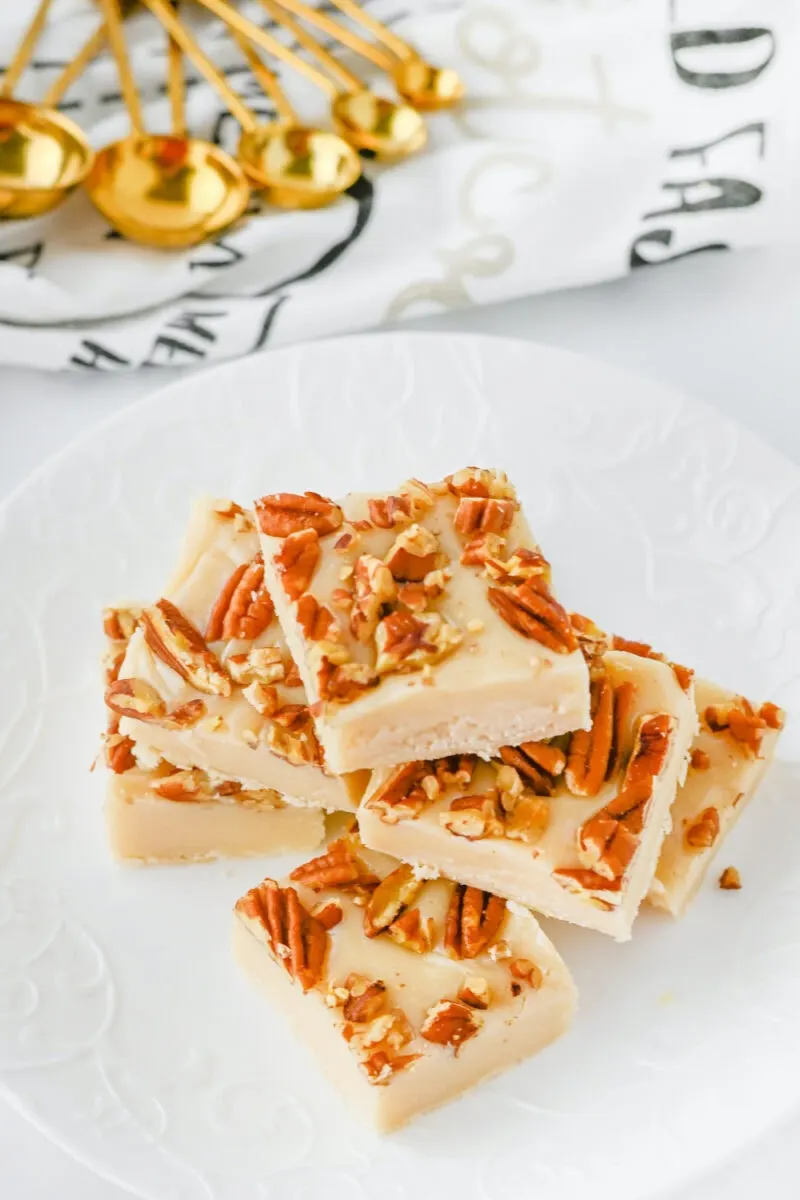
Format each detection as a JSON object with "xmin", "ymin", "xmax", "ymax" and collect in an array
[
  {"xmin": 267, "ymin": 0, "xmax": 394, "ymax": 73},
  {"xmin": 190, "ymin": 0, "xmax": 337, "ymax": 98},
  {"xmin": 0, "ymin": 0, "xmax": 55, "ymax": 100},
  {"xmin": 43, "ymin": 24, "xmax": 107, "ymax": 107},
  {"xmin": 97, "ymin": 0, "xmax": 145, "ymax": 136},
  {"xmin": 227, "ymin": 26, "xmax": 297, "ymax": 125},
  {"xmin": 140, "ymin": 0, "xmax": 260, "ymax": 133},
  {"xmin": 167, "ymin": 3, "xmax": 186, "ymax": 136},
  {"xmin": 255, "ymin": 0, "xmax": 364, "ymax": 94},
  {"xmin": 328, "ymin": 0, "xmax": 414, "ymax": 63}
]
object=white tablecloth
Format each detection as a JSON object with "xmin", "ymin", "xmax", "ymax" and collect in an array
[{"xmin": 2, "ymin": 248, "xmax": 799, "ymax": 1197}]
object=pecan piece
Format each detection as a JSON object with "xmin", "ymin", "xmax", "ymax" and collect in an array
[
  {"xmin": 103, "ymin": 605, "xmax": 142, "ymax": 643},
  {"xmin": 552, "ymin": 867, "xmax": 623, "ymax": 893},
  {"xmin": 105, "ymin": 678, "xmax": 166, "ymax": 722},
  {"xmin": 499, "ymin": 745, "xmax": 557, "ymax": 796},
  {"xmin": 488, "ymin": 579, "xmax": 578, "ymax": 654},
  {"xmin": 690, "ymin": 748, "xmax": 711, "ymax": 771},
  {"xmin": 444, "ymin": 884, "xmax": 506, "ymax": 959},
  {"xmin": 374, "ymin": 610, "xmax": 462, "ymax": 675},
  {"xmin": 316, "ymin": 654, "xmax": 376, "ymax": 705},
  {"xmin": 236, "ymin": 880, "xmax": 328, "ymax": 991},
  {"xmin": 350, "ymin": 554, "xmax": 396, "ymax": 642},
  {"xmin": 367, "ymin": 762, "xmax": 432, "ymax": 822},
  {"xmin": 290, "ymin": 837, "xmax": 364, "ymax": 891},
  {"xmin": 453, "ymin": 496, "xmax": 516, "ymax": 535},
  {"xmin": 684, "ymin": 806, "xmax": 720, "ymax": 850},
  {"xmin": 384, "ymin": 524, "xmax": 441, "ymax": 581},
  {"xmin": 719, "ymin": 866, "xmax": 742, "ymax": 890},
  {"xmin": 569, "ymin": 611, "xmax": 609, "ymax": 667},
  {"xmin": 460, "ymin": 532, "xmax": 506, "ymax": 567},
  {"xmin": 421, "ymin": 1000, "xmax": 481, "ymax": 1053},
  {"xmin": 504, "ymin": 792, "xmax": 550, "ymax": 844},
  {"xmin": 227, "ymin": 646, "xmax": 285, "ymax": 686},
  {"xmin": 267, "ymin": 709, "xmax": 324, "ymax": 767},
  {"xmin": 255, "ymin": 492, "xmax": 342, "ymax": 538},
  {"xmin": 446, "ymin": 467, "xmax": 515, "ymax": 499},
  {"xmin": 705, "ymin": 697, "xmax": 783, "ymax": 757},
  {"xmin": 368, "ymin": 494, "xmax": 412, "ymax": 528},
  {"xmin": 387, "ymin": 907, "xmax": 432, "ymax": 954},
  {"xmin": 151, "ymin": 768, "xmax": 211, "ymax": 802},
  {"xmin": 565, "ymin": 674, "xmax": 615, "ymax": 797},
  {"xmin": 458, "ymin": 976, "xmax": 490, "ymax": 1009},
  {"xmin": 276, "ymin": 529, "xmax": 320, "ymax": 601},
  {"xmin": 142, "ymin": 599, "xmax": 231, "ymax": 696},
  {"xmin": 343, "ymin": 979, "xmax": 388, "ymax": 1023},
  {"xmin": 105, "ymin": 733, "xmax": 137, "ymax": 774},
  {"xmin": 364, "ymin": 864, "xmax": 423, "ymax": 937},
  {"xmin": 441, "ymin": 793, "xmax": 504, "ymax": 840},
  {"xmin": 296, "ymin": 595, "xmax": 337, "ymax": 642},
  {"xmin": 206, "ymin": 556, "xmax": 274, "ymax": 642},
  {"xmin": 509, "ymin": 958, "xmax": 543, "ymax": 988}
]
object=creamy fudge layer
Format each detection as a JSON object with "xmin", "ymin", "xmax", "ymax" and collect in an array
[
  {"xmin": 358, "ymin": 650, "xmax": 697, "ymax": 940},
  {"xmin": 107, "ymin": 498, "xmax": 354, "ymax": 812},
  {"xmin": 256, "ymin": 469, "xmax": 590, "ymax": 774},
  {"xmin": 649, "ymin": 680, "xmax": 783, "ymax": 916},
  {"xmin": 234, "ymin": 833, "xmax": 576, "ymax": 1131},
  {"xmin": 107, "ymin": 764, "xmax": 323, "ymax": 864}
]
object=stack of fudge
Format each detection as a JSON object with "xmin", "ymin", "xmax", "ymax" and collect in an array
[{"xmin": 101, "ymin": 469, "xmax": 784, "ymax": 1131}]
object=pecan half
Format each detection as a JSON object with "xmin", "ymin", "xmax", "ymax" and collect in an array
[
  {"xmin": 384, "ymin": 524, "xmax": 441, "ymax": 581},
  {"xmin": 350, "ymin": 554, "xmax": 396, "ymax": 642},
  {"xmin": 684, "ymin": 806, "xmax": 720, "ymax": 850},
  {"xmin": 444, "ymin": 884, "xmax": 506, "ymax": 959},
  {"xmin": 364, "ymin": 864, "xmax": 423, "ymax": 937},
  {"xmin": 296, "ymin": 595, "xmax": 337, "ymax": 642},
  {"xmin": 142, "ymin": 600, "xmax": 231, "ymax": 696},
  {"xmin": 206, "ymin": 556, "xmax": 274, "ymax": 642},
  {"xmin": 374, "ymin": 610, "xmax": 462, "ymax": 675},
  {"xmin": 488, "ymin": 579, "xmax": 578, "ymax": 654},
  {"xmin": 275, "ymin": 528, "xmax": 320, "ymax": 601},
  {"xmin": 105, "ymin": 678, "xmax": 166, "ymax": 722},
  {"xmin": 453, "ymin": 496, "xmax": 516, "ymax": 535},
  {"xmin": 255, "ymin": 492, "xmax": 342, "ymax": 538},
  {"xmin": 575, "ymin": 712, "xmax": 676, "ymax": 882},
  {"xmin": 421, "ymin": 999, "xmax": 481, "ymax": 1053},
  {"xmin": 236, "ymin": 880, "xmax": 328, "ymax": 991},
  {"xmin": 565, "ymin": 674, "xmax": 615, "ymax": 797},
  {"xmin": 290, "ymin": 837, "xmax": 364, "ymax": 891}
]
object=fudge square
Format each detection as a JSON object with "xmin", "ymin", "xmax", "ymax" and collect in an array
[
  {"xmin": 106, "ymin": 497, "xmax": 355, "ymax": 813},
  {"xmin": 106, "ymin": 762, "xmax": 323, "ymax": 865},
  {"xmin": 256, "ymin": 468, "xmax": 590, "ymax": 774},
  {"xmin": 233, "ymin": 832, "xmax": 577, "ymax": 1132},
  {"xmin": 649, "ymin": 680, "xmax": 784, "ymax": 916},
  {"xmin": 358, "ymin": 648, "xmax": 697, "ymax": 940}
]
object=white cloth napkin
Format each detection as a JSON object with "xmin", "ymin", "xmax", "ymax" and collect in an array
[{"xmin": 0, "ymin": 0, "xmax": 797, "ymax": 372}]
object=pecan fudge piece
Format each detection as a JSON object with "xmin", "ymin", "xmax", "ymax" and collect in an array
[
  {"xmin": 256, "ymin": 469, "xmax": 590, "ymax": 774},
  {"xmin": 106, "ymin": 498, "xmax": 355, "ymax": 813},
  {"xmin": 358, "ymin": 648, "xmax": 697, "ymax": 940},
  {"xmin": 106, "ymin": 761, "xmax": 323, "ymax": 865},
  {"xmin": 233, "ymin": 832, "xmax": 576, "ymax": 1131},
  {"xmin": 649, "ymin": 680, "xmax": 784, "ymax": 916}
]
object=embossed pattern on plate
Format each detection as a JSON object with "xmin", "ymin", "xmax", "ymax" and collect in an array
[{"xmin": 0, "ymin": 332, "xmax": 798, "ymax": 1200}]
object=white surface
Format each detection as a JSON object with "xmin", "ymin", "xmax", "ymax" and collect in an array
[{"xmin": 1, "ymin": 250, "xmax": 800, "ymax": 1197}]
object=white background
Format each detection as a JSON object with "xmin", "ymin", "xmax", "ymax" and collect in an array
[{"xmin": 2, "ymin": 247, "xmax": 799, "ymax": 1197}]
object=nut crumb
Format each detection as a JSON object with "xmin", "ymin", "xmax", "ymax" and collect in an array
[
  {"xmin": 719, "ymin": 866, "xmax": 741, "ymax": 890},
  {"xmin": 467, "ymin": 619, "xmax": 484, "ymax": 634}
]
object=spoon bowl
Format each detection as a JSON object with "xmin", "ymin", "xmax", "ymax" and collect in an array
[
  {"xmin": 85, "ymin": 133, "xmax": 250, "ymax": 247},
  {"xmin": 0, "ymin": 98, "xmax": 94, "ymax": 219},
  {"xmin": 331, "ymin": 90, "xmax": 427, "ymax": 160},
  {"xmin": 392, "ymin": 59, "xmax": 464, "ymax": 111},
  {"xmin": 238, "ymin": 124, "xmax": 361, "ymax": 209}
]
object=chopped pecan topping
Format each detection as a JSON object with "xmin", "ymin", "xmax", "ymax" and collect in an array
[
  {"xmin": 421, "ymin": 999, "xmax": 481, "ymax": 1053},
  {"xmin": 565, "ymin": 675, "xmax": 615, "ymax": 797},
  {"xmin": 690, "ymin": 748, "xmax": 711, "ymax": 770},
  {"xmin": 368, "ymin": 762, "xmax": 432, "ymax": 822},
  {"xmin": 255, "ymin": 492, "xmax": 342, "ymax": 538},
  {"xmin": 387, "ymin": 907, "xmax": 432, "ymax": 954},
  {"xmin": 105, "ymin": 677, "xmax": 167, "ymax": 722},
  {"xmin": 446, "ymin": 467, "xmax": 515, "ymax": 500},
  {"xmin": 569, "ymin": 612, "xmax": 609, "ymax": 667},
  {"xmin": 488, "ymin": 578, "xmax": 578, "ymax": 654},
  {"xmin": 719, "ymin": 866, "xmax": 741, "ymax": 890},
  {"xmin": 483, "ymin": 547, "xmax": 550, "ymax": 585},
  {"xmin": 575, "ymin": 712, "xmax": 676, "ymax": 882},
  {"xmin": 436, "ymin": 755, "xmax": 475, "ymax": 788},
  {"xmin": 163, "ymin": 699, "xmax": 207, "ymax": 729},
  {"xmin": 499, "ymin": 744, "xmax": 559, "ymax": 796},
  {"xmin": 105, "ymin": 733, "xmax": 137, "ymax": 773},
  {"xmin": 611, "ymin": 635, "xmax": 694, "ymax": 694},
  {"xmin": 212, "ymin": 499, "xmax": 253, "ymax": 532},
  {"xmin": 396, "ymin": 582, "xmax": 428, "ymax": 611},
  {"xmin": 313, "ymin": 900, "xmax": 344, "ymax": 930},
  {"xmin": 206, "ymin": 556, "xmax": 274, "ymax": 642},
  {"xmin": 444, "ymin": 884, "xmax": 506, "ymax": 959},
  {"xmin": 290, "ymin": 837, "xmax": 365, "ymax": 891},
  {"xmin": 385, "ymin": 524, "xmax": 441, "ymax": 581},
  {"xmin": 236, "ymin": 880, "xmax": 328, "ymax": 991},
  {"xmin": 684, "ymin": 806, "xmax": 720, "ymax": 850},
  {"xmin": 350, "ymin": 554, "xmax": 397, "ymax": 642},
  {"xmin": 151, "ymin": 768, "xmax": 211, "ymax": 802},
  {"xmin": 142, "ymin": 599, "xmax": 231, "ymax": 696},
  {"xmin": 266, "ymin": 708, "xmax": 324, "ymax": 766},
  {"xmin": 227, "ymin": 646, "xmax": 285, "ymax": 686},
  {"xmin": 458, "ymin": 976, "xmax": 490, "ymax": 1009},
  {"xmin": 364, "ymin": 864, "xmax": 423, "ymax": 936},
  {"xmin": 103, "ymin": 605, "xmax": 142, "ymax": 643},
  {"xmin": 503, "ymin": 791, "xmax": 550, "ymax": 844},
  {"xmin": 374, "ymin": 610, "xmax": 462, "ymax": 675},
  {"xmin": 441, "ymin": 793, "xmax": 504, "ymax": 840},
  {"xmin": 509, "ymin": 958, "xmax": 543, "ymax": 988},
  {"xmin": 296, "ymin": 595, "xmax": 337, "ymax": 642},
  {"xmin": 552, "ymin": 867, "xmax": 623, "ymax": 893},
  {"xmin": 460, "ymin": 532, "xmax": 506, "ymax": 567},
  {"xmin": 343, "ymin": 979, "xmax": 388, "ymax": 1023},
  {"xmin": 454, "ymin": 496, "xmax": 516, "ymax": 535},
  {"xmin": 705, "ymin": 697, "xmax": 784, "ymax": 757},
  {"xmin": 368, "ymin": 494, "xmax": 412, "ymax": 528},
  {"xmin": 330, "ymin": 587, "xmax": 353, "ymax": 611},
  {"xmin": 283, "ymin": 656, "xmax": 302, "ymax": 688},
  {"xmin": 275, "ymin": 529, "xmax": 320, "ymax": 601}
]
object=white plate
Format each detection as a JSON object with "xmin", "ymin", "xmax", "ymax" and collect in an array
[{"xmin": 1, "ymin": 332, "xmax": 799, "ymax": 1200}]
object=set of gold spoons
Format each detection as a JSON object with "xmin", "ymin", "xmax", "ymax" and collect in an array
[{"xmin": 0, "ymin": 0, "xmax": 463, "ymax": 246}]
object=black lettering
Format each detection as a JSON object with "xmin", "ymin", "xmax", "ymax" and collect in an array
[
  {"xmin": 251, "ymin": 295, "xmax": 288, "ymax": 351},
  {"xmin": 187, "ymin": 237, "xmax": 244, "ymax": 271},
  {"xmin": 670, "ymin": 122, "xmax": 766, "ymax": 165},
  {"xmin": 144, "ymin": 336, "xmax": 208, "ymax": 367},
  {"xmin": 0, "ymin": 243, "xmax": 43, "ymax": 273},
  {"xmin": 630, "ymin": 228, "xmax": 729, "ymax": 270},
  {"xmin": 69, "ymin": 340, "xmax": 131, "ymax": 370},
  {"xmin": 644, "ymin": 177, "xmax": 761, "ymax": 220},
  {"xmin": 671, "ymin": 28, "xmax": 775, "ymax": 89},
  {"xmin": 165, "ymin": 310, "xmax": 227, "ymax": 343}
]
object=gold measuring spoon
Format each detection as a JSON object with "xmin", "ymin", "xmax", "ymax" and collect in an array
[
  {"xmin": 193, "ymin": 0, "xmax": 427, "ymax": 162},
  {"xmin": 273, "ymin": 0, "xmax": 463, "ymax": 111},
  {"xmin": 147, "ymin": 0, "xmax": 360, "ymax": 209},
  {"xmin": 0, "ymin": 0, "xmax": 97, "ymax": 219},
  {"xmin": 85, "ymin": 0, "xmax": 250, "ymax": 248}
]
